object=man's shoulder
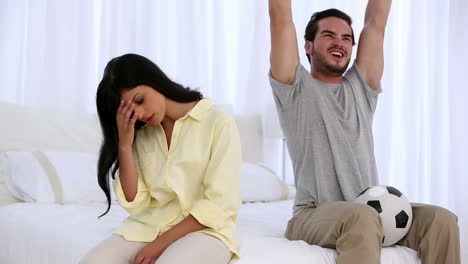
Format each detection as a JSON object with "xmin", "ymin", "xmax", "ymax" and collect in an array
[
  {"xmin": 343, "ymin": 61, "xmax": 359, "ymax": 79},
  {"xmin": 343, "ymin": 61, "xmax": 367, "ymax": 87},
  {"xmin": 269, "ymin": 63, "xmax": 313, "ymax": 87},
  {"xmin": 343, "ymin": 60, "xmax": 383, "ymax": 97}
]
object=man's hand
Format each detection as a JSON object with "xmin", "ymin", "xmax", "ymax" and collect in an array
[
  {"xmin": 356, "ymin": 0, "xmax": 392, "ymax": 90},
  {"xmin": 133, "ymin": 240, "xmax": 165, "ymax": 264}
]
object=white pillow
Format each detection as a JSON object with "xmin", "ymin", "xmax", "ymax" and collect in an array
[
  {"xmin": 5, "ymin": 152, "xmax": 289, "ymax": 204},
  {"xmin": 4, "ymin": 151, "xmax": 114, "ymax": 204},
  {"xmin": 4, "ymin": 152, "xmax": 55, "ymax": 203},
  {"xmin": 1, "ymin": 153, "xmax": 22, "ymax": 206},
  {"xmin": 43, "ymin": 152, "xmax": 110, "ymax": 204},
  {"xmin": 240, "ymin": 162, "xmax": 289, "ymax": 202},
  {"xmin": 0, "ymin": 182, "xmax": 21, "ymax": 206}
]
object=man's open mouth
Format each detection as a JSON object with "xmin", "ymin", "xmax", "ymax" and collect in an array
[{"xmin": 330, "ymin": 50, "xmax": 344, "ymax": 58}]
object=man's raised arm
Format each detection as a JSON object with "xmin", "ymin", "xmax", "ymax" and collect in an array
[
  {"xmin": 356, "ymin": 0, "xmax": 392, "ymax": 90},
  {"xmin": 269, "ymin": 0, "xmax": 300, "ymax": 85}
]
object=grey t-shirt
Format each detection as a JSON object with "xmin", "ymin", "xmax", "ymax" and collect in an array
[{"xmin": 269, "ymin": 61, "xmax": 381, "ymax": 215}]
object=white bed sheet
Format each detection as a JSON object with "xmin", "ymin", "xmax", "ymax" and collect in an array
[{"xmin": 0, "ymin": 200, "xmax": 421, "ymax": 264}]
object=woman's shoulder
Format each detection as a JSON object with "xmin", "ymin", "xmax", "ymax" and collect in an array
[{"xmin": 204, "ymin": 104, "xmax": 235, "ymax": 127}]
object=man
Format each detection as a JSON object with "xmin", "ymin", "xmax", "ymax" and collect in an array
[{"xmin": 268, "ymin": 1, "xmax": 460, "ymax": 263}]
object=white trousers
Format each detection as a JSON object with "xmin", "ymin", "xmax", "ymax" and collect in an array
[{"xmin": 79, "ymin": 232, "xmax": 232, "ymax": 264}]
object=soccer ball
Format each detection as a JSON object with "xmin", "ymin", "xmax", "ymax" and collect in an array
[{"xmin": 354, "ymin": 185, "xmax": 413, "ymax": 246}]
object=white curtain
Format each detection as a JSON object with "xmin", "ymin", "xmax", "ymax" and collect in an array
[
  {"xmin": 1, "ymin": 0, "xmax": 467, "ymax": 219},
  {"xmin": 374, "ymin": 0, "xmax": 468, "ymax": 220}
]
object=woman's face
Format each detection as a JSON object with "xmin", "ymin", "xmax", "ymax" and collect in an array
[{"xmin": 120, "ymin": 85, "xmax": 166, "ymax": 125}]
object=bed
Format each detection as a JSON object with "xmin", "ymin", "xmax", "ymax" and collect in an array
[{"xmin": 0, "ymin": 101, "xmax": 465, "ymax": 263}]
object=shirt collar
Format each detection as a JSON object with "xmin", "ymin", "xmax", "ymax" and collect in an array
[{"xmin": 182, "ymin": 98, "xmax": 213, "ymax": 121}]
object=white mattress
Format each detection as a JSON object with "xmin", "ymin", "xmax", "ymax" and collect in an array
[{"xmin": 0, "ymin": 200, "xmax": 421, "ymax": 264}]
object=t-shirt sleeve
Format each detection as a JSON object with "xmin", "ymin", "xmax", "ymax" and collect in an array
[
  {"xmin": 268, "ymin": 64, "xmax": 306, "ymax": 112},
  {"xmin": 345, "ymin": 61, "xmax": 382, "ymax": 114}
]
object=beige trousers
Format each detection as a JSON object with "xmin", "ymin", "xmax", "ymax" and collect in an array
[
  {"xmin": 79, "ymin": 232, "xmax": 232, "ymax": 264},
  {"xmin": 285, "ymin": 201, "xmax": 460, "ymax": 264}
]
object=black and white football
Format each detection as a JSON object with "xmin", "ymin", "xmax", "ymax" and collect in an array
[{"xmin": 354, "ymin": 185, "xmax": 413, "ymax": 246}]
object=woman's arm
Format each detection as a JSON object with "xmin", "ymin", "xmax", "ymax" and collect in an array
[
  {"xmin": 116, "ymin": 100, "xmax": 139, "ymax": 201},
  {"xmin": 113, "ymin": 100, "xmax": 151, "ymax": 216},
  {"xmin": 118, "ymin": 145, "xmax": 138, "ymax": 202},
  {"xmin": 132, "ymin": 215, "xmax": 206, "ymax": 264}
]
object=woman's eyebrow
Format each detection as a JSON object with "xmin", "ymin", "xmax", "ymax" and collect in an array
[{"xmin": 132, "ymin": 92, "xmax": 140, "ymax": 102}]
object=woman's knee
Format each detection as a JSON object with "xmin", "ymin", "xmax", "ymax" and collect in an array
[
  {"xmin": 156, "ymin": 232, "xmax": 231, "ymax": 264},
  {"xmin": 79, "ymin": 248, "xmax": 112, "ymax": 264},
  {"xmin": 79, "ymin": 235, "xmax": 146, "ymax": 264}
]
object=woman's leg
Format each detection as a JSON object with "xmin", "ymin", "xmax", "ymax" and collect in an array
[
  {"xmin": 156, "ymin": 232, "xmax": 232, "ymax": 264},
  {"xmin": 79, "ymin": 234, "xmax": 148, "ymax": 264}
]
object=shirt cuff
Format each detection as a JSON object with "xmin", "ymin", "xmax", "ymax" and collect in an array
[
  {"xmin": 190, "ymin": 198, "xmax": 228, "ymax": 231},
  {"xmin": 113, "ymin": 179, "xmax": 150, "ymax": 216}
]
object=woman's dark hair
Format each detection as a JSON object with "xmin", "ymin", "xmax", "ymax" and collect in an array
[
  {"xmin": 96, "ymin": 53, "xmax": 203, "ymax": 217},
  {"xmin": 304, "ymin": 8, "xmax": 356, "ymax": 63}
]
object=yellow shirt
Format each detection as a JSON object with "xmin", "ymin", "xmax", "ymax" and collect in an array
[{"xmin": 113, "ymin": 98, "xmax": 242, "ymax": 259}]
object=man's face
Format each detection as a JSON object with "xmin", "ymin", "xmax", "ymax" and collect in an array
[{"xmin": 307, "ymin": 16, "xmax": 353, "ymax": 76}]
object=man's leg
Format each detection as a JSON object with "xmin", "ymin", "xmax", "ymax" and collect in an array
[
  {"xmin": 285, "ymin": 201, "xmax": 383, "ymax": 264},
  {"xmin": 397, "ymin": 203, "xmax": 460, "ymax": 264}
]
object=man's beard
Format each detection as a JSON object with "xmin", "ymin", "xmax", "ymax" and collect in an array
[{"xmin": 312, "ymin": 48, "xmax": 350, "ymax": 76}]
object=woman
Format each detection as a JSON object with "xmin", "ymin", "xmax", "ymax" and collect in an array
[{"xmin": 80, "ymin": 54, "xmax": 242, "ymax": 264}]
